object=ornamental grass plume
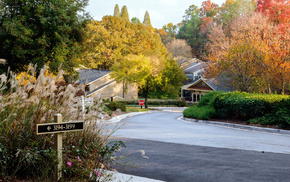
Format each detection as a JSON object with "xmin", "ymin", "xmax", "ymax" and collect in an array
[
  {"xmin": 0, "ymin": 64, "xmax": 122, "ymax": 181},
  {"xmin": 0, "ymin": 59, "xmax": 6, "ymax": 65}
]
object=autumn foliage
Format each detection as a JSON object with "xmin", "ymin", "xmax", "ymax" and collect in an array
[{"xmin": 204, "ymin": 12, "xmax": 290, "ymax": 94}]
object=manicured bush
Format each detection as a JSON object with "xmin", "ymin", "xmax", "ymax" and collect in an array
[
  {"xmin": 183, "ymin": 105, "xmax": 216, "ymax": 120},
  {"xmin": 247, "ymin": 99, "xmax": 290, "ymax": 128},
  {"xmin": 0, "ymin": 65, "xmax": 124, "ymax": 181},
  {"xmin": 183, "ymin": 91, "xmax": 290, "ymax": 128},
  {"xmin": 106, "ymin": 102, "xmax": 126, "ymax": 111},
  {"xmin": 213, "ymin": 92, "xmax": 289, "ymax": 120},
  {"xmin": 183, "ymin": 91, "xmax": 222, "ymax": 120}
]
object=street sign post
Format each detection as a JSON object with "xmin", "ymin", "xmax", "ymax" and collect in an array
[
  {"xmin": 36, "ymin": 114, "xmax": 84, "ymax": 180},
  {"xmin": 139, "ymin": 99, "xmax": 144, "ymax": 109},
  {"xmin": 36, "ymin": 121, "xmax": 84, "ymax": 135}
]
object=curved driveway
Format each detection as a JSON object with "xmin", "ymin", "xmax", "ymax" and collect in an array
[
  {"xmin": 109, "ymin": 109, "xmax": 290, "ymax": 182},
  {"xmin": 111, "ymin": 110, "xmax": 290, "ymax": 154}
]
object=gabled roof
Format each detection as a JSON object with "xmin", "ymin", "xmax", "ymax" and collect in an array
[
  {"xmin": 182, "ymin": 77, "xmax": 232, "ymax": 92},
  {"xmin": 78, "ymin": 69, "xmax": 111, "ymax": 84}
]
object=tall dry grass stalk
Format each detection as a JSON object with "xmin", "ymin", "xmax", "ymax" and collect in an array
[
  {"xmin": 0, "ymin": 59, "xmax": 6, "ymax": 65},
  {"xmin": 0, "ymin": 64, "xmax": 119, "ymax": 181}
]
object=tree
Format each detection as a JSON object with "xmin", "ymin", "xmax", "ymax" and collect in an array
[
  {"xmin": 257, "ymin": 0, "xmax": 290, "ymax": 25},
  {"xmin": 114, "ymin": 4, "xmax": 120, "ymax": 17},
  {"xmin": 162, "ymin": 23, "xmax": 178, "ymax": 41},
  {"xmin": 256, "ymin": 0, "xmax": 290, "ymax": 94},
  {"xmin": 151, "ymin": 59, "xmax": 187, "ymax": 98},
  {"xmin": 143, "ymin": 11, "xmax": 151, "ymax": 26},
  {"xmin": 204, "ymin": 12, "xmax": 290, "ymax": 93},
  {"xmin": 177, "ymin": 5, "xmax": 201, "ymax": 57},
  {"xmin": 131, "ymin": 17, "xmax": 141, "ymax": 24},
  {"xmin": 110, "ymin": 54, "xmax": 151, "ymax": 88},
  {"xmin": 217, "ymin": 0, "xmax": 255, "ymax": 27},
  {"xmin": 121, "ymin": 5, "xmax": 129, "ymax": 20},
  {"xmin": 198, "ymin": 0, "xmax": 219, "ymax": 54},
  {"xmin": 0, "ymin": 0, "xmax": 90, "ymax": 75},
  {"xmin": 156, "ymin": 28, "xmax": 171, "ymax": 46},
  {"xmin": 111, "ymin": 54, "xmax": 165, "ymax": 108},
  {"xmin": 80, "ymin": 15, "xmax": 168, "ymax": 69},
  {"xmin": 166, "ymin": 39, "xmax": 192, "ymax": 67}
]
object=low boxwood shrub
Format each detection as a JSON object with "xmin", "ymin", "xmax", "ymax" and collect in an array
[
  {"xmin": 183, "ymin": 105, "xmax": 216, "ymax": 120},
  {"xmin": 106, "ymin": 102, "xmax": 126, "ymax": 111},
  {"xmin": 183, "ymin": 91, "xmax": 222, "ymax": 120}
]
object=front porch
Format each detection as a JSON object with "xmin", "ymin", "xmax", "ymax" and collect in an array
[{"xmin": 181, "ymin": 78, "xmax": 215, "ymax": 102}]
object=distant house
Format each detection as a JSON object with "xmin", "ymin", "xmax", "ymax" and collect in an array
[
  {"xmin": 78, "ymin": 69, "xmax": 138, "ymax": 100},
  {"xmin": 181, "ymin": 59, "xmax": 231, "ymax": 102}
]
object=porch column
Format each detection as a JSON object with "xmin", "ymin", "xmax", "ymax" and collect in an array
[
  {"xmin": 181, "ymin": 89, "xmax": 183, "ymax": 98},
  {"xmin": 192, "ymin": 92, "xmax": 194, "ymax": 102},
  {"xmin": 195, "ymin": 94, "xmax": 197, "ymax": 102}
]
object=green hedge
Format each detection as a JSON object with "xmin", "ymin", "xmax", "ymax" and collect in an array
[
  {"xmin": 183, "ymin": 105, "xmax": 216, "ymax": 120},
  {"xmin": 106, "ymin": 102, "xmax": 126, "ymax": 111},
  {"xmin": 247, "ymin": 99, "xmax": 290, "ymax": 128},
  {"xmin": 183, "ymin": 91, "xmax": 290, "ymax": 128},
  {"xmin": 115, "ymin": 99, "xmax": 186, "ymax": 107},
  {"xmin": 213, "ymin": 92, "xmax": 290, "ymax": 120},
  {"xmin": 183, "ymin": 91, "xmax": 222, "ymax": 119}
]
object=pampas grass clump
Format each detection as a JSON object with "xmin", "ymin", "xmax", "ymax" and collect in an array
[{"xmin": 0, "ymin": 64, "xmax": 119, "ymax": 181}]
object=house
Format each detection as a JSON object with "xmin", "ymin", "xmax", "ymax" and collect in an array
[
  {"xmin": 78, "ymin": 69, "xmax": 138, "ymax": 100},
  {"xmin": 181, "ymin": 60, "xmax": 231, "ymax": 102}
]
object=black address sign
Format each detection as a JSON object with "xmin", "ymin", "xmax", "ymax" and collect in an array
[{"xmin": 36, "ymin": 121, "xmax": 84, "ymax": 135}]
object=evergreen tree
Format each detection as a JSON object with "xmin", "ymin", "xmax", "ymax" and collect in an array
[
  {"xmin": 177, "ymin": 5, "xmax": 202, "ymax": 57},
  {"xmin": 143, "ymin": 11, "xmax": 151, "ymax": 26},
  {"xmin": 120, "ymin": 6, "xmax": 129, "ymax": 20},
  {"xmin": 113, "ymin": 4, "xmax": 120, "ymax": 17}
]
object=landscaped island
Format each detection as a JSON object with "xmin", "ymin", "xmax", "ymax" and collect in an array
[{"xmin": 183, "ymin": 91, "xmax": 290, "ymax": 129}]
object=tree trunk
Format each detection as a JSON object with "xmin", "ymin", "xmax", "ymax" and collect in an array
[
  {"xmin": 282, "ymin": 81, "xmax": 285, "ymax": 95},
  {"xmin": 144, "ymin": 80, "xmax": 149, "ymax": 108}
]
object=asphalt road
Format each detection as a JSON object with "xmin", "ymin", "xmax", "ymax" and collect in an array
[
  {"xmin": 108, "ymin": 109, "xmax": 290, "ymax": 181},
  {"xmin": 113, "ymin": 138, "xmax": 290, "ymax": 182}
]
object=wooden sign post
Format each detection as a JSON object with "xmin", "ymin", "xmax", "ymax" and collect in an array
[{"xmin": 36, "ymin": 114, "xmax": 84, "ymax": 181}]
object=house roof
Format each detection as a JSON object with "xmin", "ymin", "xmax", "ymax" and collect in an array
[
  {"xmin": 87, "ymin": 80, "xmax": 115, "ymax": 96},
  {"xmin": 77, "ymin": 69, "xmax": 111, "ymax": 84},
  {"xmin": 182, "ymin": 77, "xmax": 232, "ymax": 92},
  {"xmin": 183, "ymin": 62, "xmax": 206, "ymax": 74},
  {"xmin": 205, "ymin": 78, "xmax": 233, "ymax": 92}
]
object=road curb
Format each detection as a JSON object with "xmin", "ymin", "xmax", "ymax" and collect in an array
[
  {"xmin": 181, "ymin": 117, "xmax": 290, "ymax": 136},
  {"xmin": 106, "ymin": 111, "xmax": 150, "ymax": 123}
]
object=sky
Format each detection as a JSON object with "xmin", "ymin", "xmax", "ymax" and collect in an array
[{"xmin": 85, "ymin": 0, "xmax": 225, "ymax": 29}]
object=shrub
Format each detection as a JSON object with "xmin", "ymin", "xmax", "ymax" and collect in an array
[
  {"xmin": 0, "ymin": 65, "xmax": 124, "ymax": 181},
  {"xmin": 213, "ymin": 92, "xmax": 289, "ymax": 120},
  {"xmin": 103, "ymin": 106, "xmax": 113, "ymax": 116},
  {"xmin": 183, "ymin": 105, "xmax": 216, "ymax": 120},
  {"xmin": 106, "ymin": 102, "xmax": 126, "ymax": 111},
  {"xmin": 247, "ymin": 99, "xmax": 290, "ymax": 128},
  {"xmin": 183, "ymin": 91, "xmax": 221, "ymax": 120}
]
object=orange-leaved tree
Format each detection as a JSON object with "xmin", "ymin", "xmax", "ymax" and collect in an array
[{"xmin": 204, "ymin": 12, "xmax": 290, "ymax": 93}]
